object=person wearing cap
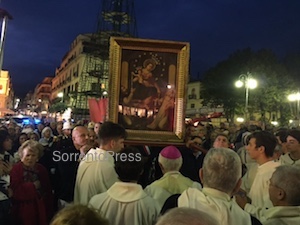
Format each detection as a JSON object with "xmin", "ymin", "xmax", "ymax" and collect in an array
[
  {"xmin": 179, "ymin": 148, "xmax": 260, "ymax": 225},
  {"xmin": 279, "ymin": 129, "xmax": 300, "ymax": 166},
  {"xmin": 58, "ymin": 122, "xmax": 73, "ymax": 148},
  {"xmin": 145, "ymin": 146, "xmax": 201, "ymax": 209},
  {"xmin": 87, "ymin": 122, "xmax": 95, "ymax": 130}
]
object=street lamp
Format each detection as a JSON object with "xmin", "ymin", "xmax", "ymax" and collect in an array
[
  {"xmin": 235, "ymin": 72, "xmax": 258, "ymax": 121},
  {"xmin": 287, "ymin": 92, "xmax": 300, "ymax": 120},
  {"xmin": 57, "ymin": 92, "xmax": 64, "ymax": 102}
]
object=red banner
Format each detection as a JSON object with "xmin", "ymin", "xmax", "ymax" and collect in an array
[{"xmin": 88, "ymin": 98, "xmax": 107, "ymax": 122}]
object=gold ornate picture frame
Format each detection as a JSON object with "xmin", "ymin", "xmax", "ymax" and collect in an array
[{"xmin": 108, "ymin": 37, "xmax": 189, "ymax": 144}]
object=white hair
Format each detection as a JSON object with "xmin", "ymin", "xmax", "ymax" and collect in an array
[
  {"xmin": 156, "ymin": 207, "xmax": 219, "ymax": 225},
  {"xmin": 271, "ymin": 165, "xmax": 300, "ymax": 206},
  {"xmin": 202, "ymin": 148, "xmax": 242, "ymax": 194},
  {"xmin": 158, "ymin": 154, "xmax": 182, "ymax": 172}
]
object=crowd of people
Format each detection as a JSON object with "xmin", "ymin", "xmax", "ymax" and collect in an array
[{"xmin": 0, "ymin": 118, "xmax": 299, "ymax": 225}]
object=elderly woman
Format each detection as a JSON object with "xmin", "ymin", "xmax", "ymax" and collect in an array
[{"xmin": 10, "ymin": 140, "xmax": 53, "ymax": 225}]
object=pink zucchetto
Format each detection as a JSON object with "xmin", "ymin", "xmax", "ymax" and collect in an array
[
  {"xmin": 160, "ymin": 146, "xmax": 182, "ymax": 159},
  {"xmin": 159, "ymin": 146, "xmax": 183, "ymax": 171}
]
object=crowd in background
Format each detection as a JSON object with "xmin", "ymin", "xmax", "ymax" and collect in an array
[{"xmin": 0, "ymin": 118, "xmax": 299, "ymax": 225}]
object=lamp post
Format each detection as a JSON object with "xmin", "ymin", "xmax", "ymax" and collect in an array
[
  {"xmin": 57, "ymin": 92, "xmax": 64, "ymax": 102},
  {"xmin": 287, "ymin": 92, "xmax": 300, "ymax": 120},
  {"xmin": 235, "ymin": 72, "xmax": 257, "ymax": 121},
  {"xmin": 0, "ymin": 8, "xmax": 13, "ymax": 72}
]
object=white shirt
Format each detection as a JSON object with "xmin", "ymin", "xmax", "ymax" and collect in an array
[
  {"xmin": 178, "ymin": 187, "xmax": 252, "ymax": 225},
  {"xmin": 89, "ymin": 182, "xmax": 160, "ymax": 225},
  {"xmin": 279, "ymin": 153, "xmax": 300, "ymax": 166},
  {"xmin": 245, "ymin": 160, "xmax": 280, "ymax": 218},
  {"xmin": 74, "ymin": 148, "xmax": 118, "ymax": 205},
  {"xmin": 262, "ymin": 206, "xmax": 300, "ymax": 225}
]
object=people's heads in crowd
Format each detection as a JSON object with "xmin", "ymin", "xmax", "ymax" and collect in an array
[
  {"xmin": 188, "ymin": 125, "xmax": 199, "ymax": 138},
  {"xmin": 37, "ymin": 123, "xmax": 45, "ymax": 132},
  {"xmin": 50, "ymin": 204, "xmax": 109, "ymax": 225},
  {"xmin": 156, "ymin": 207, "xmax": 219, "ymax": 225},
  {"xmin": 29, "ymin": 132, "xmax": 40, "ymax": 141},
  {"xmin": 18, "ymin": 132, "xmax": 29, "ymax": 146},
  {"xmin": 200, "ymin": 148, "xmax": 242, "ymax": 196},
  {"xmin": 158, "ymin": 146, "xmax": 182, "ymax": 173},
  {"xmin": 241, "ymin": 131, "xmax": 251, "ymax": 146},
  {"xmin": 248, "ymin": 124, "xmax": 259, "ymax": 132},
  {"xmin": 94, "ymin": 122, "xmax": 102, "ymax": 136},
  {"xmin": 219, "ymin": 122, "xmax": 227, "ymax": 130},
  {"xmin": 18, "ymin": 140, "xmax": 44, "ymax": 167},
  {"xmin": 62, "ymin": 122, "xmax": 73, "ymax": 137},
  {"xmin": 212, "ymin": 134, "xmax": 229, "ymax": 148},
  {"xmin": 72, "ymin": 126, "xmax": 89, "ymax": 150},
  {"xmin": 7, "ymin": 127, "xmax": 16, "ymax": 137},
  {"xmin": 114, "ymin": 146, "xmax": 145, "ymax": 182},
  {"xmin": 275, "ymin": 128, "xmax": 289, "ymax": 154},
  {"xmin": 41, "ymin": 127, "xmax": 53, "ymax": 139},
  {"xmin": 15, "ymin": 125, "xmax": 22, "ymax": 136},
  {"xmin": 246, "ymin": 131, "xmax": 277, "ymax": 160},
  {"xmin": 0, "ymin": 129, "xmax": 12, "ymax": 153},
  {"xmin": 57, "ymin": 121, "xmax": 63, "ymax": 131},
  {"xmin": 273, "ymin": 144, "xmax": 283, "ymax": 161},
  {"xmin": 185, "ymin": 135, "xmax": 202, "ymax": 154},
  {"xmin": 269, "ymin": 165, "xmax": 300, "ymax": 207},
  {"xmin": 88, "ymin": 122, "xmax": 95, "ymax": 130},
  {"xmin": 88, "ymin": 129, "xmax": 97, "ymax": 146},
  {"xmin": 7, "ymin": 120, "xmax": 16, "ymax": 129},
  {"xmin": 98, "ymin": 121, "xmax": 127, "ymax": 152},
  {"xmin": 22, "ymin": 127, "xmax": 34, "ymax": 135},
  {"xmin": 286, "ymin": 129, "xmax": 300, "ymax": 154},
  {"xmin": 196, "ymin": 124, "xmax": 207, "ymax": 138},
  {"xmin": 50, "ymin": 121, "xmax": 57, "ymax": 130}
]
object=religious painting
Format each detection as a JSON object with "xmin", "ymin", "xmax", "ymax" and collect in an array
[{"xmin": 108, "ymin": 37, "xmax": 189, "ymax": 143}]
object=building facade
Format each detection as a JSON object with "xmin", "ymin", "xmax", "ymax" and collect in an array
[
  {"xmin": 0, "ymin": 70, "xmax": 14, "ymax": 116},
  {"xmin": 33, "ymin": 77, "xmax": 53, "ymax": 112},
  {"xmin": 186, "ymin": 81, "xmax": 203, "ymax": 118}
]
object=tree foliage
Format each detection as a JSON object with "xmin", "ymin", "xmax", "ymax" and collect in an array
[
  {"xmin": 48, "ymin": 102, "xmax": 68, "ymax": 113},
  {"xmin": 201, "ymin": 48, "xmax": 296, "ymax": 125}
]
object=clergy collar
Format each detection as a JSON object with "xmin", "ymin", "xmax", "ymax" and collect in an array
[{"xmin": 202, "ymin": 187, "xmax": 231, "ymax": 202}]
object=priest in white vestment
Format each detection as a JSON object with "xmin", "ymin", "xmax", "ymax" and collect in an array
[
  {"xmin": 262, "ymin": 165, "xmax": 300, "ymax": 225},
  {"xmin": 236, "ymin": 131, "xmax": 280, "ymax": 219},
  {"xmin": 279, "ymin": 129, "xmax": 300, "ymax": 166},
  {"xmin": 89, "ymin": 147, "xmax": 160, "ymax": 225},
  {"xmin": 178, "ymin": 148, "xmax": 254, "ymax": 225},
  {"xmin": 74, "ymin": 122, "xmax": 127, "ymax": 204},
  {"xmin": 145, "ymin": 146, "xmax": 201, "ymax": 209}
]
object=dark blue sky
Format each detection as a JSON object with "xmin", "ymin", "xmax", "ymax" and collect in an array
[{"xmin": 1, "ymin": 0, "xmax": 300, "ymax": 97}]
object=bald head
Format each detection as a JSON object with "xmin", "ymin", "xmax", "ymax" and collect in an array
[
  {"xmin": 156, "ymin": 207, "xmax": 219, "ymax": 225},
  {"xmin": 72, "ymin": 126, "xmax": 89, "ymax": 150}
]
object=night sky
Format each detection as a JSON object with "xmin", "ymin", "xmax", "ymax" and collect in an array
[{"xmin": 1, "ymin": 0, "xmax": 300, "ymax": 98}]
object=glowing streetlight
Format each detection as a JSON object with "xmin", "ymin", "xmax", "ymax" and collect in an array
[
  {"xmin": 235, "ymin": 72, "xmax": 258, "ymax": 121},
  {"xmin": 288, "ymin": 92, "xmax": 300, "ymax": 119},
  {"xmin": 57, "ymin": 92, "xmax": 64, "ymax": 102}
]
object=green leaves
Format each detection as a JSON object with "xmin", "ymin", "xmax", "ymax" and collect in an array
[{"xmin": 201, "ymin": 48, "xmax": 295, "ymax": 125}]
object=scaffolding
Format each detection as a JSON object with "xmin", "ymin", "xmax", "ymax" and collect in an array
[{"xmin": 72, "ymin": 0, "xmax": 138, "ymax": 120}]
